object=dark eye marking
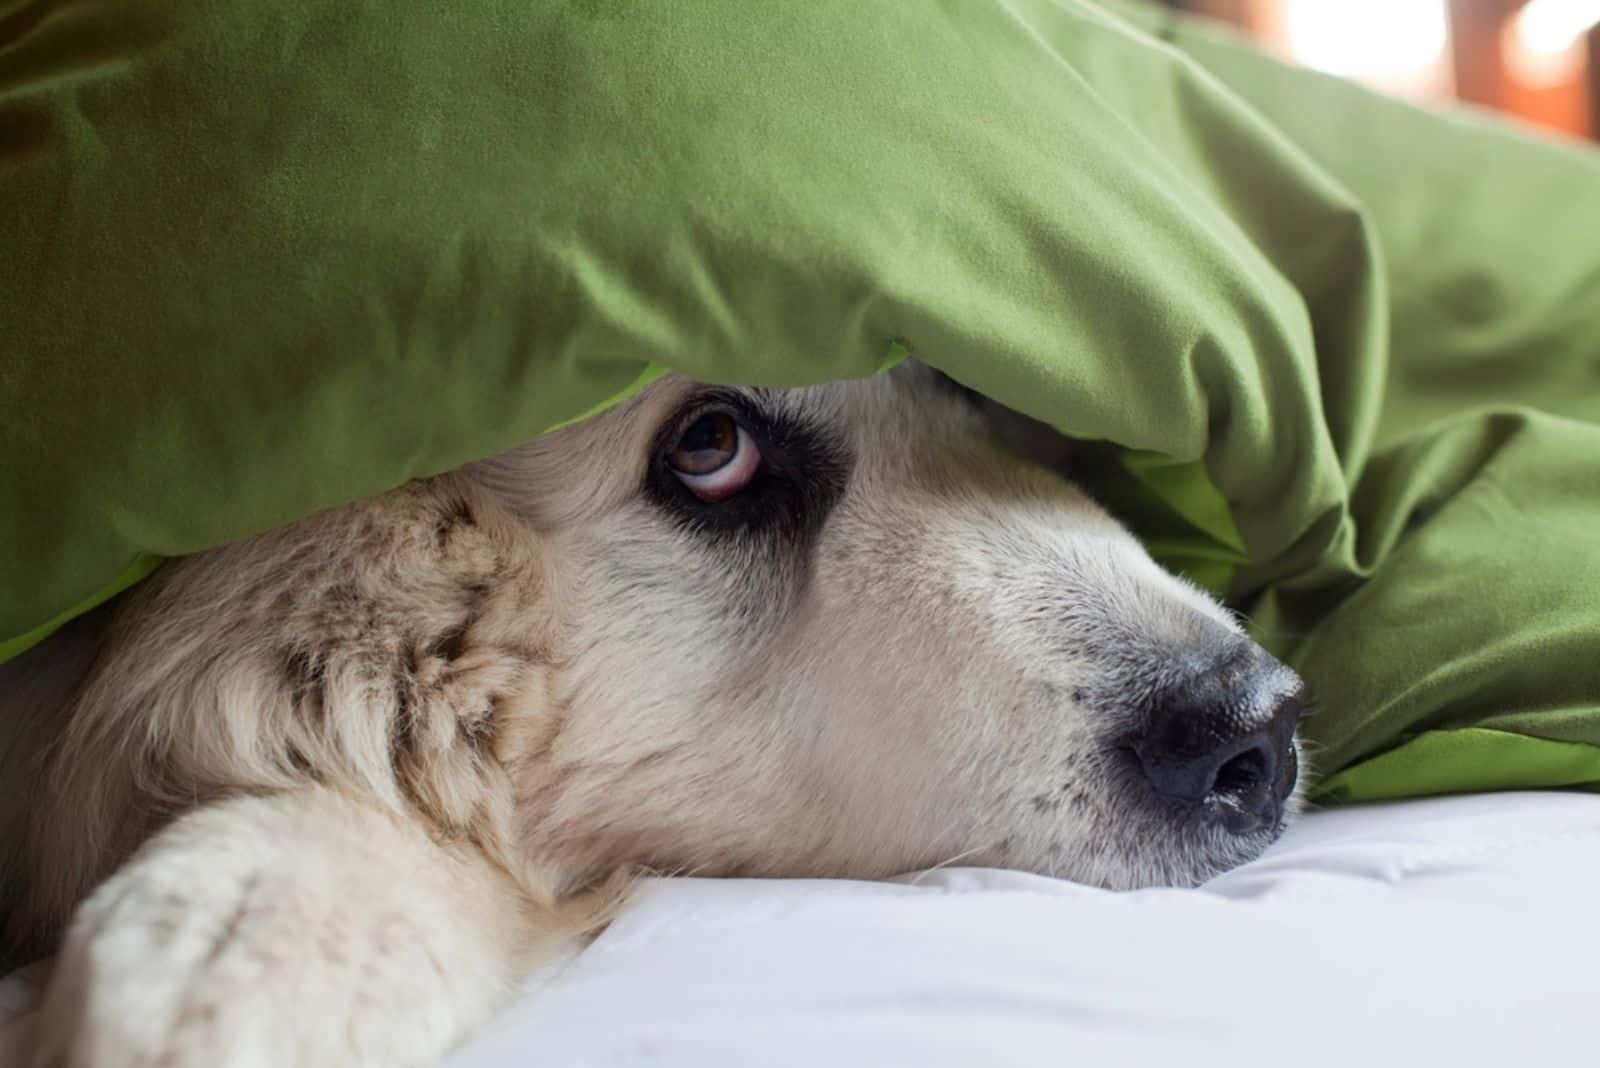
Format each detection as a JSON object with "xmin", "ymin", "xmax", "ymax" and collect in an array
[{"xmin": 643, "ymin": 390, "xmax": 851, "ymax": 545}]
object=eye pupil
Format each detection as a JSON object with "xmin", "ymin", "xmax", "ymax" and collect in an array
[
  {"xmin": 662, "ymin": 406, "xmax": 762, "ymax": 503},
  {"xmin": 680, "ymin": 413, "xmax": 735, "ymax": 455},
  {"xmin": 670, "ymin": 413, "xmax": 739, "ymax": 475}
]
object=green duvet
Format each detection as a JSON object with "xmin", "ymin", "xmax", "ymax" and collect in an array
[{"xmin": 4, "ymin": 0, "xmax": 1599, "ymax": 803}]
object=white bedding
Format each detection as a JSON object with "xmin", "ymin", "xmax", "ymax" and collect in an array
[
  {"xmin": 447, "ymin": 791, "xmax": 1600, "ymax": 1068},
  {"xmin": 6, "ymin": 792, "xmax": 1597, "ymax": 1066}
]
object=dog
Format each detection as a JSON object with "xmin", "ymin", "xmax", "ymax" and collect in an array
[{"xmin": 0, "ymin": 361, "xmax": 1304, "ymax": 1066}]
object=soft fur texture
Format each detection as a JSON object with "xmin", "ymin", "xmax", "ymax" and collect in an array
[{"xmin": 0, "ymin": 364, "xmax": 1301, "ymax": 1066}]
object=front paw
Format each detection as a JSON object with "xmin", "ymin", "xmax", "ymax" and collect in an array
[
  {"xmin": 27, "ymin": 794, "xmax": 518, "ymax": 1068},
  {"xmin": 29, "ymin": 856, "xmax": 392, "ymax": 1068}
]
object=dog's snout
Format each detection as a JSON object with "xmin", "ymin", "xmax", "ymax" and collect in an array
[{"xmin": 1131, "ymin": 646, "xmax": 1302, "ymax": 834}]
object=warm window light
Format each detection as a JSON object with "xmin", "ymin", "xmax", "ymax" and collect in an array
[
  {"xmin": 1283, "ymin": 0, "xmax": 1449, "ymax": 81},
  {"xmin": 1514, "ymin": 0, "xmax": 1600, "ymax": 57},
  {"xmin": 1505, "ymin": 0, "xmax": 1598, "ymax": 89}
]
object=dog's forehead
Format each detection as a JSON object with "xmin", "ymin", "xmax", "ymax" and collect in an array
[{"xmin": 759, "ymin": 364, "xmax": 974, "ymax": 440}]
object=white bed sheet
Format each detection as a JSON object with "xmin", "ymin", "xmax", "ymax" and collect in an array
[
  {"xmin": 4, "ymin": 793, "xmax": 1595, "ymax": 1066},
  {"xmin": 448, "ymin": 791, "xmax": 1600, "ymax": 1068}
]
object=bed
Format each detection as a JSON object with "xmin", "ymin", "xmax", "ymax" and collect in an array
[
  {"xmin": 5, "ymin": 790, "xmax": 1594, "ymax": 1065},
  {"xmin": 440, "ymin": 790, "xmax": 1600, "ymax": 1067}
]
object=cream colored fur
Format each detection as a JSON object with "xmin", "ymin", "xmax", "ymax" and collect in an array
[{"xmin": 0, "ymin": 364, "xmax": 1298, "ymax": 1066}]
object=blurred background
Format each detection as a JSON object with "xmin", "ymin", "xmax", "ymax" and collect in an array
[{"xmin": 1156, "ymin": 0, "xmax": 1600, "ymax": 139}]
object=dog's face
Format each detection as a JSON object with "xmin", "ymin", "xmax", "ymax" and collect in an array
[
  {"xmin": 475, "ymin": 363, "xmax": 1303, "ymax": 891},
  {"xmin": 0, "ymin": 362, "xmax": 1306, "ymax": 1068}
]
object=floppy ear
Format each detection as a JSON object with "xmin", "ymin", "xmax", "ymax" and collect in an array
[
  {"xmin": 2, "ymin": 464, "xmax": 607, "ymax": 964},
  {"xmin": 5, "ymin": 464, "xmax": 638, "ymax": 1065}
]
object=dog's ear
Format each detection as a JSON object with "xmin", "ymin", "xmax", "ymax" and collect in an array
[
  {"xmin": 5, "ymin": 473, "xmax": 572, "ymax": 968},
  {"xmin": 381, "ymin": 473, "xmax": 636, "ymax": 914},
  {"xmin": 346, "ymin": 473, "xmax": 566, "ymax": 881}
]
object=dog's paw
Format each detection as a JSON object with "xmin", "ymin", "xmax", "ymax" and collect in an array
[
  {"xmin": 28, "ymin": 851, "xmax": 415, "ymax": 1068},
  {"xmin": 26, "ymin": 793, "xmax": 534, "ymax": 1068},
  {"xmin": 31, "ymin": 865, "xmax": 273, "ymax": 1067}
]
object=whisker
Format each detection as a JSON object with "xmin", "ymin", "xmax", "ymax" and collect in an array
[{"xmin": 908, "ymin": 841, "xmax": 999, "ymax": 885}]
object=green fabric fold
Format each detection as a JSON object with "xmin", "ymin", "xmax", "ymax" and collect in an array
[{"xmin": 5, "ymin": 0, "xmax": 1599, "ymax": 802}]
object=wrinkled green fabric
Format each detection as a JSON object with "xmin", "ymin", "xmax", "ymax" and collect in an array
[
  {"xmin": 3, "ymin": 0, "xmax": 1598, "ymax": 801},
  {"xmin": 1098, "ymin": 1, "xmax": 1600, "ymax": 796}
]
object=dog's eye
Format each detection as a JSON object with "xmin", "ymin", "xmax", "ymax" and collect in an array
[{"xmin": 668, "ymin": 412, "xmax": 762, "ymax": 502}]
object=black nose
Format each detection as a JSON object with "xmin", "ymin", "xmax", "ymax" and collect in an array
[{"xmin": 1131, "ymin": 645, "xmax": 1302, "ymax": 834}]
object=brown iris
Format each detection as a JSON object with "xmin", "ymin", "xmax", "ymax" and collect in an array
[{"xmin": 669, "ymin": 413, "xmax": 740, "ymax": 476}]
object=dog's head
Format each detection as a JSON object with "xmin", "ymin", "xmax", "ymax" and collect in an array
[
  {"xmin": 474, "ymin": 362, "xmax": 1303, "ymax": 891},
  {"xmin": 1, "ymin": 362, "xmax": 1306, "ymax": 958}
]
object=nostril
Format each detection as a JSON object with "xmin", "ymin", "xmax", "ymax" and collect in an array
[
  {"xmin": 1210, "ymin": 745, "xmax": 1269, "ymax": 799},
  {"xmin": 1132, "ymin": 682, "xmax": 1302, "ymax": 832},
  {"xmin": 1134, "ymin": 723, "xmax": 1286, "ymax": 806},
  {"xmin": 1129, "ymin": 640, "xmax": 1304, "ymax": 833}
]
